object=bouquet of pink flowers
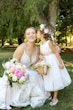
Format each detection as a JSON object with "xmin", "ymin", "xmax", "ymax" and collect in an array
[{"xmin": 2, "ymin": 58, "xmax": 29, "ymax": 87}]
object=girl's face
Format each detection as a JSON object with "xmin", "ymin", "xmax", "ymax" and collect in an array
[
  {"xmin": 25, "ymin": 28, "xmax": 37, "ymax": 42},
  {"xmin": 37, "ymin": 30, "xmax": 42, "ymax": 39}
]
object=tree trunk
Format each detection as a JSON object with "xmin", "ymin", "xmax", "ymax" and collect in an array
[
  {"xmin": 37, "ymin": 0, "xmax": 58, "ymax": 39},
  {"xmin": 38, "ymin": 9, "xmax": 48, "ymax": 25},
  {"xmin": 48, "ymin": 0, "xmax": 58, "ymax": 33}
]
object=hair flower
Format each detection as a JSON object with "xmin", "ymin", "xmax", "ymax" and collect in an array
[
  {"xmin": 40, "ymin": 24, "xmax": 46, "ymax": 31},
  {"xmin": 44, "ymin": 29, "xmax": 49, "ymax": 34}
]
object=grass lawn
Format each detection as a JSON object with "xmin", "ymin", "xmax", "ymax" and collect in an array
[{"xmin": 0, "ymin": 48, "xmax": 73, "ymax": 110}]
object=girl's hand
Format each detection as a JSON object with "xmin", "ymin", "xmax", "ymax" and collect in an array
[
  {"xmin": 39, "ymin": 54, "xmax": 44, "ymax": 60},
  {"xmin": 32, "ymin": 64, "xmax": 36, "ymax": 69},
  {"xmin": 59, "ymin": 63, "xmax": 64, "ymax": 69},
  {"xmin": 33, "ymin": 65, "xmax": 37, "ymax": 69}
]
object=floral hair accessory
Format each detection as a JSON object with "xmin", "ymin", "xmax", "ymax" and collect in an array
[
  {"xmin": 39, "ymin": 24, "xmax": 55, "ymax": 40},
  {"xmin": 39, "ymin": 24, "xmax": 49, "ymax": 34},
  {"xmin": 44, "ymin": 29, "xmax": 49, "ymax": 34},
  {"xmin": 40, "ymin": 24, "xmax": 46, "ymax": 31}
]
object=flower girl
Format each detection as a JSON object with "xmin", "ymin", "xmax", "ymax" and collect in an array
[{"xmin": 37, "ymin": 24, "xmax": 71, "ymax": 106}]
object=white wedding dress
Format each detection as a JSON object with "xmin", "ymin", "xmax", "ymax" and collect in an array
[{"xmin": 0, "ymin": 48, "xmax": 48, "ymax": 109}]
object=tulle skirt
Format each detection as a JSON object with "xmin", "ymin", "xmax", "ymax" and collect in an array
[{"xmin": 43, "ymin": 54, "xmax": 71, "ymax": 91}]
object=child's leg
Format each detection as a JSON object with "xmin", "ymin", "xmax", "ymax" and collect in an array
[
  {"xmin": 53, "ymin": 91, "xmax": 58, "ymax": 100},
  {"xmin": 49, "ymin": 91, "xmax": 58, "ymax": 106}
]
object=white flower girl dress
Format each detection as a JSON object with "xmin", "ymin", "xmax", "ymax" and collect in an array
[{"xmin": 40, "ymin": 40, "xmax": 71, "ymax": 91}]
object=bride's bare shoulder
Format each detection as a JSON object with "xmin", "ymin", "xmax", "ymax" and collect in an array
[
  {"xmin": 13, "ymin": 43, "xmax": 26, "ymax": 59},
  {"xmin": 16, "ymin": 43, "xmax": 26, "ymax": 50}
]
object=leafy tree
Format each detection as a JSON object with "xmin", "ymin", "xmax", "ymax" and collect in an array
[
  {"xmin": 56, "ymin": 0, "xmax": 73, "ymax": 45},
  {"xmin": 0, "ymin": 0, "xmax": 73, "ymax": 46}
]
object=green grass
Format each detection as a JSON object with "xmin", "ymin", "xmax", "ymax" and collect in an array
[{"xmin": 0, "ymin": 48, "xmax": 73, "ymax": 110}]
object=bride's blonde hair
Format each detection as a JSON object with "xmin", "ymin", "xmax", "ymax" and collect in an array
[{"xmin": 25, "ymin": 27, "xmax": 37, "ymax": 35}]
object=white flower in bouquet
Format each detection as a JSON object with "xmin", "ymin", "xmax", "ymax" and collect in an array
[
  {"xmin": 4, "ymin": 70, "xmax": 10, "ymax": 75},
  {"xmin": 15, "ymin": 64, "xmax": 22, "ymax": 69},
  {"xmin": 10, "ymin": 58, "xmax": 17, "ymax": 63},
  {"xmin": 12, "ymin": 75, "xmax": 17, "ymax": 82},
  {"xmin": 10, "ymin": 62, "xmax": 15, "ymax": 67},
  {"xmin": 9, "ymin": 73, "xmax": 13, "ymax": 77},
  {"xmin": 2, "ymin": 61, "xmax": 10, "ymax": 69},
  {"xmin": 19, "ymin": 76, "xmax": 26, "ymax": 83},
  {"xmin": 2, "ymin": 58, "xmax": 17, "ymax": 69}
]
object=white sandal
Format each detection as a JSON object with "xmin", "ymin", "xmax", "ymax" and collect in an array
[{"xmin": 50, "ymin": 99, "xmax": 58, "ymax": 106}]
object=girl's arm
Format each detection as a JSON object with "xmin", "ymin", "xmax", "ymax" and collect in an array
[
  {"xmin": 49, "ymin": 41, "xmax": 64, "ymax": 69},
  {"xmin": 13, "ymin": 43, "xmax": 25, "ymax": 61},
  {"xmin": 39, "ymin": 53, "xmax": 44, "ymax": 60}
]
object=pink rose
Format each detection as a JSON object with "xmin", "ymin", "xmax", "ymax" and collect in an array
[
  {"xmin": 15, "ymin": 70, "xmax": 24, "ymax": 79},
  {"xmin": 44, "ymin": 29, "xmax": 49, "ymax": 34},
  {"xmin": 10, "ymin": 67, "xmax": 16, "ymax": 73}
]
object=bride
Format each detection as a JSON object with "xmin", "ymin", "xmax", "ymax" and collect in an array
[{"xmin": 0, "ymin": 27, "xmax": 48, "ymax": 109}]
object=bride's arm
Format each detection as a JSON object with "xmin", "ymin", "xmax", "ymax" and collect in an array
[{"xmin": 13, "ymin": 43, "xmax": 25, "ymax": 61}]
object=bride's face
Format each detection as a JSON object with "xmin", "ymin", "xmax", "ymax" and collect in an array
[{"xmin": 25, "ymin": 28, "xmax": 37, "ymax": 42}]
